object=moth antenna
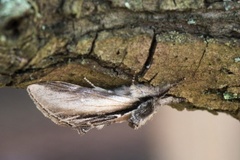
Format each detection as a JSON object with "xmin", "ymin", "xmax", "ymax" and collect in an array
[{"xmin": 84, "ymin": 77, "xmax": 97, "ymax": 88}]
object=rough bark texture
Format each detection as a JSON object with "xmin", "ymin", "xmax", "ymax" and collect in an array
[{"xmin": 0, "ymin": 0, "xmax": 240, "ymax": 120}]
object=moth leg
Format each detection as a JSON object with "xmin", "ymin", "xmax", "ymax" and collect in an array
[
  {"xmin": 84, "ymin": 77, "xmax": 111, "ymax": 92},
  {"xmin": 128, "ymin": 99, "xmax": 155, "ymax": 129},
  {"xmin": 74, "ymin": 115, "xmax": 120, "ymax": 134},
  {"xmin": 84, "ymin": 77, "xmax": 97, "ymax": 88},
  {"xmin": 76, "ymin": 125, "xmax": 94, "ymax": 135}
]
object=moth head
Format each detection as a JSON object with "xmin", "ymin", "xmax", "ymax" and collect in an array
[{"xmin": 129, "ymin": 84, "xmax": 172, "ymax": 98}]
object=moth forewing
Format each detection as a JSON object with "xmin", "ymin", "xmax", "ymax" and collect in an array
[
  {"xmin": 27, "ymin": 81, "xmax": 181, "ymax": 134},
  {"xmin": 27, "ymin": 82, "xmax": 139, "ymax": 115},
  {"xmin": 27, "ymin": 82, "xmax": 141, "ymax": 132}
]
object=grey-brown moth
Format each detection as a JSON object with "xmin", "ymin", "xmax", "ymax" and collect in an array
[{"xmin": 27, "ymin": 81, "xmax": 183, "ymax": 134}]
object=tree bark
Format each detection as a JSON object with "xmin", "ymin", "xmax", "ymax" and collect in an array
[{"xmin": 0, "ymin": 0, "xmax": 239, "ymax": 120}]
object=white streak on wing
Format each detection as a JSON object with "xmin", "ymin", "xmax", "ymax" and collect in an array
[{"xmin": 27, "ymin": 83, "xmax": 138, "ymax": 116}]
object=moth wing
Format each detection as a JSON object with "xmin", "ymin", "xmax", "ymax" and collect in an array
[
  {"xmin": 27, "ymin": 81, "xmax": 139, "ymax": 116},
  {"xmin": 67, "ymin": 112, "xmax": 133, "ymax": 134}
]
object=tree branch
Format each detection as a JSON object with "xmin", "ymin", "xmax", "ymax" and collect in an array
[{"xmin": 0, "ymin": 0, "xmax": 239, "ymax": 120}]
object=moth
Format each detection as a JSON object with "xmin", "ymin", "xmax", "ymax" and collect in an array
[{"xmin": 27, "ymin": 80, "xmax": 183, "ymax": 134}]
